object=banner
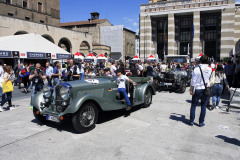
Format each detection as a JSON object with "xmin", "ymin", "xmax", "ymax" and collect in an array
[
  {"xmin": 0, "ymin": 50, "xmax": 12, "ymax": 58},
  {"xmin": 27, "ymin": 52, "xmax": 46, "ymax": 59},
  {"xmin": 56, "ymin": 54, "xmax": 71, "ymax": 59},
  {"xmin": 97, "ymin": 59, "xmax": 106, "ymax": 63},
  {"xmin": 84, "ymin": 59, "xmax": 94, "ymax": 63},
  {"xmin": 12, "ymin": 51, "xmax": 19, "ymax": 58},
  {"xmin": 46, "ymin": 53, "xmax": 51, "ymax": 59}
]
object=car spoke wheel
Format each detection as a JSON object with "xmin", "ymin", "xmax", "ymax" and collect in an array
[
  {"xmin": 79, "ymin": 106, "xmax": 96, "ymax": 128},
  {"xmin": 143, "ymin": 88, "xmax": 152, "ymax": 108},
  {"xmin": 72, "ymin": 102, "xmax": 98, "ymax": 133}
]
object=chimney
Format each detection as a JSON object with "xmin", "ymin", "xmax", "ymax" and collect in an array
[{"xmin": 91, "ymin": 12, "xmax": 100, "ymax": 20}]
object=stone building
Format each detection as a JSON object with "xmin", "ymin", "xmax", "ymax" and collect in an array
[
  {"xmin": 60, "ymin": 12, "xmax": 111, "ymax": 56},
  {"xmin": 140, "ymin": 0, "xmax": 240, "ymax": 61},
  {"xmin": 0, "ymin": 0, "xmax": 60, "ymax": 26},
  {"xmin": 135, "ymin": 35, "xmax": 140, "ymax": 56},
  {"xmin": 0, "ymin": 0, "xmax": 93, "ymax": 56},
  {"xmin": 123, "ymin": 28, "xmax": 136, "ymax": 59}
]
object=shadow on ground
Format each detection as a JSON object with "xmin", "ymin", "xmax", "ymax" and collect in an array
[
  {"xmin": 216, "ymin": 135, "xmax": 240, "ymax": 147},
  {"xmin": 31, "ymin": 105, "xmax": 144, "ymax": 134},
  {"xmin": 169, "ymin": 113, "xmax": 198, "ymax": 126}
]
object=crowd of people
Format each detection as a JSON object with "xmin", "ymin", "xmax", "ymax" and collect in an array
[{"xmin": 0, "ymin": 56, "xmax": 239, "ymax": 113}]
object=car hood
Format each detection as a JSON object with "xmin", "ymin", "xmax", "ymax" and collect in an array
[{"xmin": 62, "ymin": 77, "xmax": 113, "ymax": 88}]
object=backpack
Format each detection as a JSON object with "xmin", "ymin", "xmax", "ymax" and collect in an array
[{"xmin": 21, "ymin": 68, "xmax": 27, "ymax": 76}]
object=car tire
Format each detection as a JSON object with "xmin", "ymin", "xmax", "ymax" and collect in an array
[
  {"xmin": 143, "ymin": 88, "xmax": 152, "ymax": 108},
  {"xmin": 179, "ymin": 80, "xmax": 186, "ymax": 93},
  {"xmin": 33, "ymin": 107, "xmax": 46, "ymax": 123},
  {"xmin": 72, "ymin": 102, "xmax": 98, "ymax": 133}
]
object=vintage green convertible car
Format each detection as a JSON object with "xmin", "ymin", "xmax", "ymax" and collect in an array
[{"xmin": 31, "ymin": 77, "xmax": 155, "ymax": 133}]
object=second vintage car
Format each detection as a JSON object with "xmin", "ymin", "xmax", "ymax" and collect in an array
[{"xmin": 31, "ymin": 77, "xmax": 155, "ymax": 133}]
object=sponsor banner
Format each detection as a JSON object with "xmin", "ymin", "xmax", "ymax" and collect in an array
[
  {"xmin": 84, "ymin": 59, "xmax": 94, "ymax": 63},
  {"xmin": 20, "ymin": 53, "xmax": 27, "ymax": 58},
  {"xmin": 97, "ymin": 59, "xmax": 106, "ymax": 63},
  {"xmin": 46, "ymin": 53, "xmax": 51, "ymax": 59},
  {"xmin": 12, "ymin": 51, "xmax": 20, "ymax": 58},
  {"xmin": 56, "ymin": 53, "xmax": 71, "ymax": 59},
  {"xmin": 51, "ymin": 53, "xmax": 56, "ymax": 59},
  {"xmin": 27, "ymin": 52, "xmax": 46, "ymax": 59},
  {"xmin": 0, "ymin": 50, "xmax": 12, "ymax": 58}
]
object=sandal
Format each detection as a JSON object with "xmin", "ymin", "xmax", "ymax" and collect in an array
[{"xmin": 126, "ymin": 105, "xmax": 132, "ymax": 111}]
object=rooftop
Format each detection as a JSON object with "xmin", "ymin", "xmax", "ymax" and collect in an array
[{"xmin": 60, "ymin": 19, "xmax": 108, "ymax": 27}]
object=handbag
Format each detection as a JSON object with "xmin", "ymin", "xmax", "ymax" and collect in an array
[
  {"xmin": 199, "ymin": 67, "xmax": 211, "ymax": 96},
  {"xmin": 209, "ymin": 71, "xmax": 215, "ymax": 87},
  {"xmin": 2, "ymin": 80, "xmax": 14, "ymax": 93}
]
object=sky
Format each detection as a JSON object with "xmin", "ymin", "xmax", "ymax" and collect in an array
[
  {"xmin": 60, "ymin": 0, "xmax": 148, "ymax": 34},
  {"xmin": 60, "ymin": 0, "xmax": 240, "ymax": 34}
]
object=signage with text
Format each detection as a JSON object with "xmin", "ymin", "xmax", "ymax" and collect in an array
[
  {"xmin": 84, "ymin": 59, "xmax": 94, "ymax": 63},
  {"xmin": 0, "ymin": 50, "xmax": 12, "ymax": 58},
  {"xmin": 97, "ymin": 59, "xmax": 106, "ymax": 63},
  {"xmin": 27, "ymin": 52, "xmax": 46, "ymax": 59},
  {"xmin": 56, "ymin": 54, "xmax": 71, "ymax": 59}
]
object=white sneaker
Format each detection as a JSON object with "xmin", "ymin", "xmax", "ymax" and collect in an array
[
  {"xmin": 216, "ymin": 106, "xmax": 219, "ymax": 109},
  {"xmin": 0, "ymin": 106, "xmax": 3, "ymax": 112},
  {"xmin": 9, "ymin": 106, "xmax": 17, "ymax": 110}
]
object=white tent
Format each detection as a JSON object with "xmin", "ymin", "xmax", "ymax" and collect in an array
[{"xmin": 0, "ymin": 33, "xmax": 70, "ymax": 59}]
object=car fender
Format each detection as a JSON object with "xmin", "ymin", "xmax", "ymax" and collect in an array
[
  {"xmin": 138, "ymin": 83, "xmax": 155, "ymax": 103},
  {"xmin": 62, "ymin": 94, "xmax": 103, "ymax": 114},
  {"xmin": 31, "ymin": 91, "xmax": 44, "ymax": 111}
]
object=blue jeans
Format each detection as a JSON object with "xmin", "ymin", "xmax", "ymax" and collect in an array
[
  {"xmin": 190, "ymin": 89, "xmax": 208, "ymax": 124},
  {"xmin": 80, "ymin": 73, "xmax": 84, "ymax": 80},
  {"xmin": 212, "ymin": 84, "xmax": 223, "ymax": 106},
  {"xmin": 1, "ymin": 92, "xmax": 12, "ymax": 107},
  {"xmin": 32, "ymin": 84, "xmax": 44, "ymax": 96},
  {"xmin": 117, "ymin": 88, "xmax": 131, "ymax": 106},
  {"xmin": 53, "ymin": 78, "xmax": 60, "ymax": 90},
  {"xmin": 47, "ymin": 76, "xmax": 52, "ymax": 87}
]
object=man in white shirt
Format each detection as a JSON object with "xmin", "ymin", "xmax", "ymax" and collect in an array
[
  {"xmin": 46, "ymin": 62, "xmax": 53, "ymax": 87},
  {"xmin": 136, "ymin": 63, "xmax": 143, "ymax": 76},
  {"xmin": 116, "ymin": 69, "xmax": 136, "ymax": 111},
  {"xmin": 189, "ymin": 55, "xmax": 212, "ymax": 127},
  {"xmin": 66, "ymin": 59, "xmax": 80, "ymax": 81},
  {"xmin": 110, "ymin": 62, "xmax": 117, "ymax": 76},
  {"xmin": 160, "ymin": 62, "xmax": 167, "ymax": 74},
  {"xmin": 78, "ymin": 60, "xmax": 85, "ymax": 80}
]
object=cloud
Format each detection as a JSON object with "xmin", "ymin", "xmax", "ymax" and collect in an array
[
  {"xmin": 123, "ymin": 17, "xmax": 139, "ymax": 32},
  {"xmin": 133, "ymin": 22, "xmax": 138, "ymax": 26},
  {"xmin": 123, "ymin": 17, "xmax": 134, "ymax": 22}
]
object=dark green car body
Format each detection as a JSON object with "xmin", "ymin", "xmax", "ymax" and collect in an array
[{"xmin": 31, "ymin": 77, "xmax": 155, "ymax": 132}]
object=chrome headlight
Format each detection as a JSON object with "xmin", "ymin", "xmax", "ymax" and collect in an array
[
  {"xmin": 60, "ymin": 86, "xmax": 70, "ymax": 101},
  {"xmin": 43, "ymin": 86, "xmax": 52, "ymax": 98}
]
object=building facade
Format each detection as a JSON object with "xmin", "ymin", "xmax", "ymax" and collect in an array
[
  {"xmin": 0, "ymin": 0, "xmax": 60, "ymax": 26},
  {"xmin": 123, "ymin": 28, "xmax": 136, "ymax": 59},
  {"xmin": 135, "ymin": 35, "xmax": 140, "ymax": 57},
  {"xmin": 61, "ymin": 12, "xmax": 111, "ymax": 56},
  {"xmin": 140, "ymin": 0, "xmax": 240, "ymax": 61},
  {"xmin": 100, "ymin": 25, "xmax": 136, "ymax": 61},
  {"xmin": 0, "ymin": 0, "xmax": 93, "ymax": 56}
]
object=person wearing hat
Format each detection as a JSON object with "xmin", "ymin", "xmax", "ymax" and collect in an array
[{"xmin": 116, "ymin": 69, "xmax": 136, "ymax": 111}]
